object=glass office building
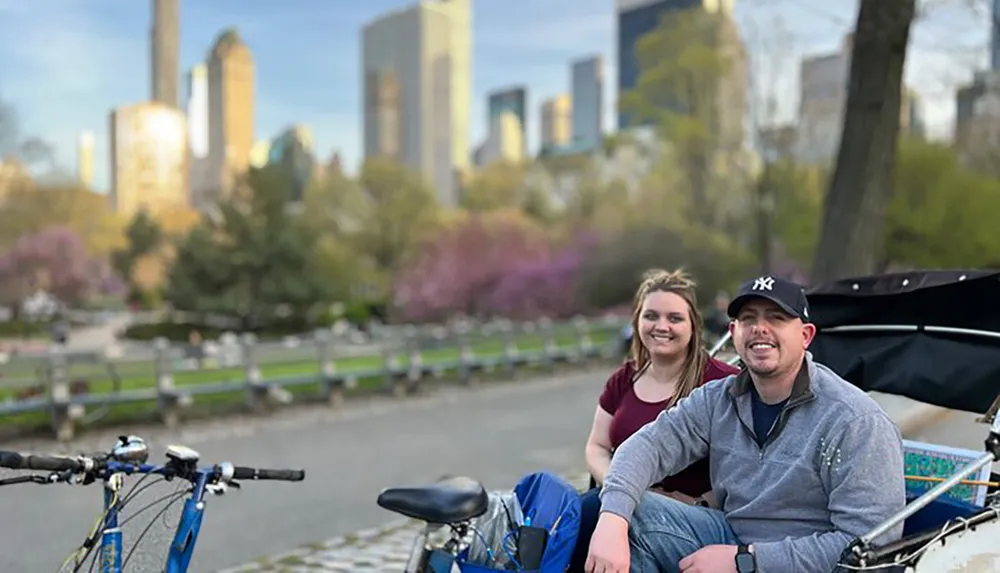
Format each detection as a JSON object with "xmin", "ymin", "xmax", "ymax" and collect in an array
[
  {"xmin": 487, "ymin": 87, "xmax": 527, "ymax": 144},
  {"xmin": 268, "ymin": 125, "xmax": 315, "ymax": 203},
  {"xmin": 571, "ymin": 56, "xmax": 603, "ymax": 152}
]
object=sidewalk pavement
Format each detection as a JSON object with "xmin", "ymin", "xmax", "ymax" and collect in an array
[{"xmin": 216, "ymin": 390, "xmax": 953, "ymax": 573}]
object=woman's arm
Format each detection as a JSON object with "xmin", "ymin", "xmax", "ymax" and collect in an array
[{"xmin": 584, "ymin": 406, "xmax": 615, "ymax": 486}]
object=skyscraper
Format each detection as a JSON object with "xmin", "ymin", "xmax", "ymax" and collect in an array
[
  {"xmin": 151, "ymin": 0, "xmax": 179, "ymax": 107},
  {"xmin": 487, "ymin": 87, "xmax": 527, "ymax": 146},
  {"xmin": 362, "ymin": 0, "xmax": 471, "ymax": 205},
  {"xmin": 207, "ymin": 28, "xmax": 255, "ymax": 202},
  {"xmin": 540, "ymin": 94, "xmax": 572, "ymax": 151},
  {"xmin": 435, "ymin": 0, "xmax": 472, "ymax": 173},
  {"xmin": 478, "ymin": 110, "xmax": 524, "ymax": 166},
  {"xmin": 77, "ymin": 132, "xmax": 94, "ymax": 188},
  {"xmin": 185, "ymin": 63, "xmax": 210, "ymax": 207},
  {"xmin": 109, "ymin": 102, "xmax": 189, "ymax": 219},
  {"xmin": 571, "ymin": 56, "xmax": 603, "ymax": 152}
]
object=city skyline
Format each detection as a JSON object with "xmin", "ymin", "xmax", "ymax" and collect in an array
[{"xmin": 0, "ymin": 0, "xmax": 991, "ymax": 194}]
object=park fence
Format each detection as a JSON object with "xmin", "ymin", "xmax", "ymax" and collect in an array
[{"xmin": 0, "ymin": 315, "xmax": 628, "ymax": 441}]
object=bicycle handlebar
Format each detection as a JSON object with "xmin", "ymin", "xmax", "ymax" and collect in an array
[
  {"xmin": 232, "ymin": 466, "xmax": 305, "ymax": 481},
  {"xmin": 0, "ymin": 451, "xmax": 87, "ymax": 473},
  {"xmin": 0, "ymin": 450, "xmax": 304, "ymax": 485}
]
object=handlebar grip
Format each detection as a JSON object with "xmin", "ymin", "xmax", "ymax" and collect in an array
[
  {"xmin": 0, "ymin": 451, "xmax": 23, "ymax": 469},
  {"xmin": 232, "ymin": 466, "xmax": 305, "ymax": 481},
  {"xmin": 0, "ymin": 450, "xmax": 83, "ymax": 472}
]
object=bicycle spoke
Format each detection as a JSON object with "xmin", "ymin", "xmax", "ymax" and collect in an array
[
  {"xmin": 119, "ymin": 488, "xmax": 188, "ymax": 529},
  {"xmin": 121, "ymin": 491, "xmax": 189, "ymax": 570}
]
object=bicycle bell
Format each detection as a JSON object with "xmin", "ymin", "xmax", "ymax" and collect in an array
[{"xmin": 111, "ymin": 435, "xmax": 149, "ymax": 463}]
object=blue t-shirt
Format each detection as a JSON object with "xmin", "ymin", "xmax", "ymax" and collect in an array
[{"xmin": 750, "ymin": 384, "xmax": 787, "ymax": 448}]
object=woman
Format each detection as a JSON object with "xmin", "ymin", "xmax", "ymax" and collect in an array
[{"xmin": 569, "ymin": 268, "xmax": 740, "ymax": 572}]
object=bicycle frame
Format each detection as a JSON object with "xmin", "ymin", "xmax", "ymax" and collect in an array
[{"xmin": 95, "ymin": 461, "xmax": 213, "ymax": 573}]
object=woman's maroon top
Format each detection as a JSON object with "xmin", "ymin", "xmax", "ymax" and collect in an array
[{"xmin": 598, "ymin": 356, "xmax": 741, "ymax": 496}]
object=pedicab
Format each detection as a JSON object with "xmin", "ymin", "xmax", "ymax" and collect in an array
[{"xmin": 374, "ymin": 269, "xmax": 1000, "ymax": 572}]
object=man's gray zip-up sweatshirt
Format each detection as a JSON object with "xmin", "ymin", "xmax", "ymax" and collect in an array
[{"xmin": 600, "ymin": 353, "xmax": 907, "ymax": 573}]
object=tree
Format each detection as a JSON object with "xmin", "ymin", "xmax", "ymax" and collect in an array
[
  {"xmin": 0, "ymin": 226, "xmax": 118, "ymax": 310},
  {"xmin": 882, "ymin": 137, "xmax": 1000, "ymax": 269},
  {"xmin": 459, "ymin": 160, "xmax": 528, "ymax": 212},
  {"xmin": 619, "ymin": 6, "xmax": 744, "ymax": 226},
  {"xmin": 343, "ymin": 158, "xmax": 440, "ymax": 290},
  {"xmin": 392, "ymin": 209, "xmax": 552, "ymax": 322},
  {"xmin": 300, "ymin": 170, "xmax": 370, "ymax": 303},
  {"xmin": 163, "ymin": 166, "xmax": 334, "ymax": 326},
  {"xmin": 576, "ymin": 224, "xmax": 752, "ymax": 311},
  {"xmin": 0, "ymin": 182, "xmax": 125, "ymax": 256},
  {"xmin": 763, "ymin": 159, "xmax": 827, "ymax": 270},
  {"xmin": 811, "ymin": 0, "xmax": 917, "ymax": 283},
  {"xmin": 487, "ymin": 230, "xmax": 598, "ymax": 320}
]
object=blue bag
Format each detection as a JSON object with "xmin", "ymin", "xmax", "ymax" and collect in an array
[{"xmin": 458, "ymin": 471, "xmax": 581, "ymax": 573}]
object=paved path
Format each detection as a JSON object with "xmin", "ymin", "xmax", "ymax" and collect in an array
[
  {"xmin": 0, "ymin": 367, "xmax": 611, "ymax": 572},
  {"xmin": 0, "ymin": 364, "xmax": 993, "ymax": 572}
]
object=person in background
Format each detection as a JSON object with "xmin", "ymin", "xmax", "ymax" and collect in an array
[
  {"xmin": 569, "ymin": 269, "xmax": 740, "ymax": 572},
  {"xmin": 705, "ymin": 291, "xmax": 731, "ymax": 342}
]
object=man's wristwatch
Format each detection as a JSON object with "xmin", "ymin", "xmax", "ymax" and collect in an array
[{"xmin": 735, "ymin": 544, "xmax": 756, "ymax": 573}]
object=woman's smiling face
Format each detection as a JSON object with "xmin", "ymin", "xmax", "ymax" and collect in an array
[{"xmin": 636, "ymin": 290, "xmax": 692, "ymax": 360}]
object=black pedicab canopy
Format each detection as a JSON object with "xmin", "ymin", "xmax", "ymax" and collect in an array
[{"xmin": 805, "ymin": 269, "xmax": 1000, "ymax": 415}]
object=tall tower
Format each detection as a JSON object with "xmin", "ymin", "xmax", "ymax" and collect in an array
[
  {"xmin": 186, "ymin": 63, "xmax": 210, "ymax": 207},
  {"xmin": 361, "ymin": 1, "xmax": 463, "ymax": 205},
  {"xmin": 432, "ymin": 0, "xmax": 471, "ymax": 173},
  {"xmin": 206, "ymin": 28, "xmax": 255, "ymax": 201},
  {"xmin": 109, "ymin": 102, "xmax": 189, "ymax": 219},
  {"xmin": 151, "ymin": 0, "xmax": 179, "ymax": 107},
  {"xmin": 77, "ymin": 132, "xmax": 94, "ymax": 188},
  {"xmin": 540, "ymin": 94, "xmax": 572, "ymax": 151},
  {"xmin": 571, "ymin": 56, "xmax": 604, "ymax": 151}
]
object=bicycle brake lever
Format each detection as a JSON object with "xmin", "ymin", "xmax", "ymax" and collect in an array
[
  {"xmin": 48, "ymin": 469, "xmax": 75, "ymax": 484},
  {"xmin": 229, "ymin": 480, "xmax": 241, "ymax": 490}
]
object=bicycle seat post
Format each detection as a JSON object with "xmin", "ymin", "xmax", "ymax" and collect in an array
[{"xmin": 403, "ymin": 524, "xmax": 431, "ymax": 573}]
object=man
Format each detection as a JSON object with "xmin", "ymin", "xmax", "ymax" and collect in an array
[{"xmin": 585, "ymin": 275, "xmax": 907, "ymax": 573}]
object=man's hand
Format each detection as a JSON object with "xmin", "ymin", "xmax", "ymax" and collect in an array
[
  {"xmin": 678, "ymin": 544, "xmax": 738, "ymax": 572},
  {"xmin": 585, "ymin": 512, "xmax": 630, "ymax": 573}
]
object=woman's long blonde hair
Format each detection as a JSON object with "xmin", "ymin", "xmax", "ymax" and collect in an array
[{"xmin": 629, "ymin": 268, "xmax": 709, "ymax": 409}]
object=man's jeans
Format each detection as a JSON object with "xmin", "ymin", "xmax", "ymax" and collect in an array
[{"xmin": 628, "ymin": 492, "xmax": 742, "ymax": 573}]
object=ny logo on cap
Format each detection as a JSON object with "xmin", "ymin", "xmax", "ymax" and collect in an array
[{"xmin": 752, "ymin": 276, "xmax": 775, "ymax": 291}]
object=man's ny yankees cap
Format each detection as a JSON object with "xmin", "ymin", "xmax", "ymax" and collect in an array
[{"xmin": 727, "ymin": 275, "xmax": 811, "ymax": 321}]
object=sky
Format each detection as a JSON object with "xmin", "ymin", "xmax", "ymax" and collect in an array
[{"xmin": 0, "ymin": 0, "xmax": 991, "ymax": 194}]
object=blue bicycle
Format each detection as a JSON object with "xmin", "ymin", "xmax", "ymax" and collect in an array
[{"xmin": 0, "ymin": 435, "xmax": 305, "ymax": 572}]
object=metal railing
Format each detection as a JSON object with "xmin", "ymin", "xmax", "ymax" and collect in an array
[{"xmin": 0, "ymin": 315, "xmax": 629, "ymax": 441}]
